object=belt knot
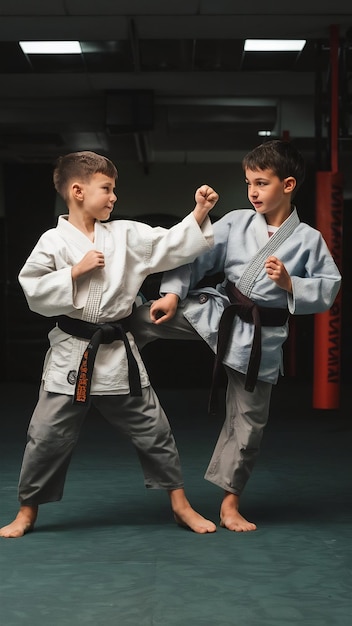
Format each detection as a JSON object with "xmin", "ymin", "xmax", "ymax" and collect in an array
[{"xmin": 97, "ymin": 323, "xmax": 118, "ymax": 344}]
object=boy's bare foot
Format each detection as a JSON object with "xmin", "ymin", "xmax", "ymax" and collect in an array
[
  {"xmin": 173, "ymin": 510, "xmax": 217, "ymax": 534},
  {"xmin": 220, "ymin": 492, "xmax": 256, "ymax": 532},
  {"xmin": 169, "ymin": 489, "xmax": 216, "ymax": 534},
  {"xmin": 0, "ymin": 505, "xmax": 38, "ymax": 538}
]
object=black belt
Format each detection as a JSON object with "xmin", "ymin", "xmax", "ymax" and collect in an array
[
  {"xmin": 209, "ymin": 282, "xmax": 289, "ymax": 413},
  {"xmin": 57, "ymin": 313, "xmax": 142, "ymax": 404}
]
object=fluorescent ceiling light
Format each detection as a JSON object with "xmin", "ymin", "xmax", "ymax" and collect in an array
[
  {"xmin": 19, "ymin": 41, "xmax": 81, "ymax": 54},
  {"xmin": 244, "ymin": 39, "xmax": 306, "ymax": 52}
]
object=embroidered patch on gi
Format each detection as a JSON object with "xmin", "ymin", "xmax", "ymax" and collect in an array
[
  {"xmin": 67, "ymin": 370, "xmax": 77, "ymax": 385},
  {"xmin": 198, "ymin": 293, "xmax": 208, "ymax": 304}
]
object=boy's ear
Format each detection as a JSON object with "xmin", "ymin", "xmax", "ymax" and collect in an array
[
  {"xmin": 71, "ymin": 182, "xmax": 84, "ymax": 201},
  {"xmin": 284, "ymin": 176, "xmax": 296, "ymax": 193}
]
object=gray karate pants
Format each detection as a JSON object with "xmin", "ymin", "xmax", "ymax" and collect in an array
[
  {"xmin": 131, "ymin": 301, "xmax": 272, "ymax": 496},
  {"xmin": 18, "ymin": 383, "xmax": 184, "ymax": 506}
]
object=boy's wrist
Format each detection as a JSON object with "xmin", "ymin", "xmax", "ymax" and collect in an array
[
  {"xmin": 193, "ymin": 205, "xmax": 209, "ymax": 227},
  {"xmin": 164, "ymin": 292, "xmax": 180, "ymax": 302}
]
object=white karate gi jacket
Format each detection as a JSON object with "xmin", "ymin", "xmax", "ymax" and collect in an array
[
  {"xmin": 19, "ymin": 213, "xmax": 213, "ymax": 395},
  {"xmin": 160, "ymin": 208, "xmax": 342, "ymax": 384}
]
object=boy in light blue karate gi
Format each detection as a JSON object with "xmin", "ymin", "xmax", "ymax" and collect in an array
[{"xmin": 131, "ymin": 140, "xmax": 341, "ymax": 532}]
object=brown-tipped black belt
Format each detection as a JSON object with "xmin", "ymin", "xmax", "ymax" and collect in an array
[
  {"xmin": 57, "ymin": 312, "xmax": 142, "ymax": 405},
  {"xmin": 208, "ymin": 282, "xmax": 289, "ymax": 413}
]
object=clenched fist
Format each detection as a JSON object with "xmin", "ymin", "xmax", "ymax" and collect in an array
[
  {"xmin": 71, "ymin": 250, "xmax": 105, "ymax": 281},
  {"xmin": 193, "ymin": 184, "xmax": 219, "ymax": 225}
]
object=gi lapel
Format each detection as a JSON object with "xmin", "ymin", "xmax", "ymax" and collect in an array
[
  {"xmin": 56, "ymin": 216, "xmax": 106, "ymax": 324},
  {"xmin": 236, "ymin": 208, "xmax": 300, "ymax": 297},
  {"xmin": 81, "ymin": 221, "xmax": 105, "ymax": 323}
]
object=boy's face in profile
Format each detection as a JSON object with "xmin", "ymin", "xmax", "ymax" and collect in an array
[
  {"xmin": 244, "ymin": 168, "xmax": 296, "ymax": 225},
  {"xmin": 77, "ymin": 173, "xmax": 117, "ymax": 222}
]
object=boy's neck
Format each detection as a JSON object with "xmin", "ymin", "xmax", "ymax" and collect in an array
[
  {"xmin": 68, "ymin": 213, "xmax": 96, "ymax": 242},
  {"xmin": 266, "ymin": 204, "xmax": 293, "ymax": 227}
]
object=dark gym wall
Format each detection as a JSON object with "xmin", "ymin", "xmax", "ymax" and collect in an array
[{"xmin": 2, "ymin": 163, "xmax": 56, "ymax": 382}]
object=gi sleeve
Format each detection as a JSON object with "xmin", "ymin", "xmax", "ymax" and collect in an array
[
  {"xmin": 18, "ymin": 231, "xmax": 78, "ymax": 317},
  {"xmin": 288, "ymin": 233, "xmax": 341, "ymax": 314}
]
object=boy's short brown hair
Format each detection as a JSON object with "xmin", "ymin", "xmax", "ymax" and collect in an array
[
  {"xmin": 53, "ymin": 151, "xmax": 118, "ymax": 201},
  {"xmin": 242, "ymin": 140, "xmax": 305, "ymax": 193}
]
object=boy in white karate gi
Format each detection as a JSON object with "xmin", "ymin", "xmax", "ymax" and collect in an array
[
  {"xmin": 0, "ymin": 150, "xmax": 218, "ymax": 538},
  {"xmin": 131, "ymin": 140, "xmax": 342, "ymax": 532}
]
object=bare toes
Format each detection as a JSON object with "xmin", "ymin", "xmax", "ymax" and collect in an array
[
  {"xmin": 174, "ymin": 512, "xmax": 217, "ymax": 534},
  {"xmin": 220, "ymin": 515, "xmax": 257, "ymax": 532}
]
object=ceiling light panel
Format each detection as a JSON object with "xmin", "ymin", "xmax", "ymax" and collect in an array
[
  {"xmin": 244, "ymin": 40, "xmax": 306, "ymax": 52},
  {"xmin": 19, "ymin": 41, "xmax": 82, "ymax": 54}
]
